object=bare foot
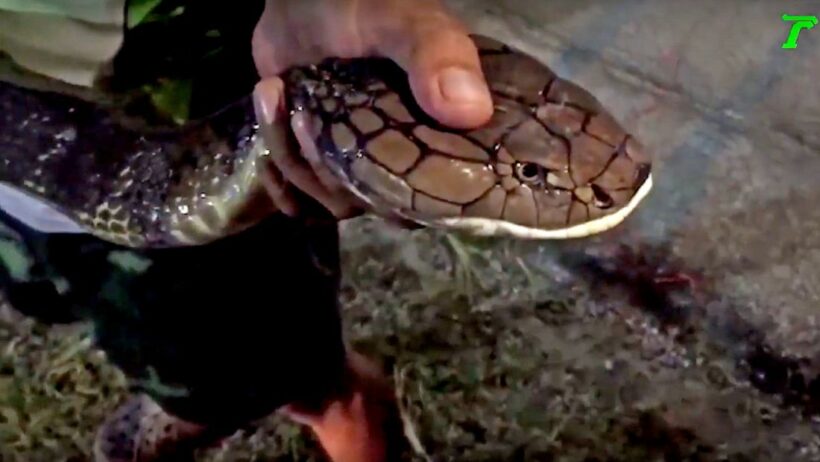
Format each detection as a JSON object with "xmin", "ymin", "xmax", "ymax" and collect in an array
[{"xmin": 282, "ymin": 351, "xmax": 407, "ymax": 462}]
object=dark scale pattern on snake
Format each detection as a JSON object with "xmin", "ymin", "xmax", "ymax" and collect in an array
[
  {"xmin": 285, "ymin": 35, "xmax": 652, "ymax": 238},
  {"xmin": 0, "ymin": 34, "xmax": 653, "ymax": 248},
  {"xmin": 0, "ymin": 83, "xmax": 273, "ymax": 248}
]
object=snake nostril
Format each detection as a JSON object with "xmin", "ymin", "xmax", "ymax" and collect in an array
[{"xmin": 590, "ymin": 184, "xmax": 614, "ymax": 209}]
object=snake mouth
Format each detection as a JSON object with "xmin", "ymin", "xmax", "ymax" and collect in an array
[{"xmin": 387, "ymin": 172, "xmax": 653, "ymax": 240}]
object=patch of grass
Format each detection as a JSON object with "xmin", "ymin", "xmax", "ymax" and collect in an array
[
  {"xmin": 0, "ymin": 220, "xmax": 814, "ymax": 461},
  {"xmin": 0, "ymin": 315, "xmax": 127, "ymax": 462}
]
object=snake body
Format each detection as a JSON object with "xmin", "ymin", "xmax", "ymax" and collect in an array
[{"xmin": 0, "ymin": 34, "xmax": 652, "ymax": 248}]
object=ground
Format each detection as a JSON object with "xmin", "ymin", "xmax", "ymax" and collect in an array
[{"xmin": 2, "ymin": 1, "xmax": 820, "ymax": 461}]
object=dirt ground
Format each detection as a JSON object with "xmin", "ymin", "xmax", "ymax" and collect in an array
[{"xmin": 2, "ymin": 1, "xmax": 820, "ymax": 461}]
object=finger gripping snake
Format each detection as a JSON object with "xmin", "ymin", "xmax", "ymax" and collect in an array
[{"xmin": 0, "ymin": 34, "xmax": 653, "ymax": 248}]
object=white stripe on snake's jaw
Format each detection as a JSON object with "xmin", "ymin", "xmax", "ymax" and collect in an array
[{"xmin": 407, "ymin": 174, "xmax": 653, "ymax": 240}]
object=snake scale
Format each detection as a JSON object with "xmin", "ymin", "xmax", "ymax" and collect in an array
[{"xmin": 0, "ymin": 34, "xmax": 652, "ymax": 248}]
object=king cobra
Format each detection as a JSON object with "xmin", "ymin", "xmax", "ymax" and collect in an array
[{"xmin": 0, "ymin": 35, "xmax": 652, "ymax": 248}]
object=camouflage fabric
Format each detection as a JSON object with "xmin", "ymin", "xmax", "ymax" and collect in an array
[{"xmin": 0, "ymin": 207, "xmax": 348, "ymax": 430}]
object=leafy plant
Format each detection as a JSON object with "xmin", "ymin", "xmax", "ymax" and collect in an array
[
  {"xmin": 127, "ymin": 0, "xmax": 185, "ymax": 29},
  {"xmin": 127, "ymin": 0, "xmax": 164, "ymax": 28},
  {"xmin": 142, "ymin": 78, "xmax": 193, "ymax": 125}
]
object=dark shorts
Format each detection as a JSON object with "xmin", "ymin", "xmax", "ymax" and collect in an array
[{"xmin": 0, "ymin": 209, "xmax": 347, "ymax": 430}]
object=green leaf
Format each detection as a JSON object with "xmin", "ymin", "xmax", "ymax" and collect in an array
[
  {"xmin": 144, "ymin": 78, "xmax": 193, "ymax": 125},
  {"xmin": 127, "ymin": 0, "xmax": 164, "ymax": 28}
]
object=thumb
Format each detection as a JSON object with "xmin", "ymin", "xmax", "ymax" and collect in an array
[{"xmin": 365, "ymin": 13, "xmax": 494, "ymax": 129}]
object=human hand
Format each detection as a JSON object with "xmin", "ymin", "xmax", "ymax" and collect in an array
[{"xmin": 251, "ymin": 0, "xmax": 493, "ymax": 220}]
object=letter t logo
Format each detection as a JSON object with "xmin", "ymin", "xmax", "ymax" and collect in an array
[{"xmin": 781, "ymin": 14, "xmax": 818, "ymax": 49}]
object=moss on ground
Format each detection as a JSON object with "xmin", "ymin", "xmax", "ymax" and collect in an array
[{"xmin": 0, "ymin": 218, "xmax": 815, "ymax": 461}]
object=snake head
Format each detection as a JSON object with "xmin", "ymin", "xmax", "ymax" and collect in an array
[{"xmin": 284, "ymin": 34, "xmax": 653, "ymax": 239}]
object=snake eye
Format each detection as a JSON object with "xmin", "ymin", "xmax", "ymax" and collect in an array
[{"xmin": 515, "ymin": 162, "xmax": 544, "ymax": 184}]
